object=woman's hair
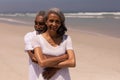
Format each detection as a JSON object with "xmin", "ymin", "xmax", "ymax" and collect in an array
[{"xmin": 44, "ymin": 8, "xmax": 67, "ymax": 37}]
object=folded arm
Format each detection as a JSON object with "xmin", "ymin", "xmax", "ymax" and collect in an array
[
  {"xmin": 34, "ymin": 47, "xmax": 68, "ymax": 67},
  {"xmin": 54, "ymin": 49, "xmax": 76, "ymax": 68},
  {"xmin": 34, "ymin": 47, "xmax": 76, "ymax": 80}
]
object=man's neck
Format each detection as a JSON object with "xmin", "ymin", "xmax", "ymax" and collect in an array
[{"xmin": 36, "ymin": 31, "xmax": 40, "ymax": 35}]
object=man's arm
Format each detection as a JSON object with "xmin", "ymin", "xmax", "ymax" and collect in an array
[{"xmin": 24, "ymin": 33, "xmax": 38, "ymax": 63}]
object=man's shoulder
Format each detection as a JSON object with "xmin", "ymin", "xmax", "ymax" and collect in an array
[
  {"xmin": 25, "ymin": 32, "xmax": 32, "ymax": 36},
  {"xmin": 24, "ymin": 31, "xmax": 35, "ymax": 37},
  {"xmin": 24, "ymin": 31, "xmax": 36, "ymax": 40}
]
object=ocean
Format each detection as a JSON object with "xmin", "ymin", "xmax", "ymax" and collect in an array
[{"xmin": 0, "ymin": 12, "xmax": 120, "ymax": 38}]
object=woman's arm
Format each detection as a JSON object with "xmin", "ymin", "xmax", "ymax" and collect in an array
[
  {"xmin": 54, "ymin": 49, "xmax": 76, "ymax": 68},
  {"xmin": 34, "ymin": 47, "xmax": 68, "ymax": 67},
  {"xmin": 42, "ymin": 49, "xmax": 76, "ymax": 79},
  {"xmin": 53, "ymin": 36, "xmax": 76, "ymax": 68}
]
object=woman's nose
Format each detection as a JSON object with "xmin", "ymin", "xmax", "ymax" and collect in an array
[{"xmin": 52, "ymin": 22, "xmax": 55, "ymax": 25}]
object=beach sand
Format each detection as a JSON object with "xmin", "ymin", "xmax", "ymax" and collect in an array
[{"xmin": 0, "ymin": 22, "xmax": 120, "ymax": 80}]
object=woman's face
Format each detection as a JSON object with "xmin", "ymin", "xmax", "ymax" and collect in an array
[{"xmin": 46, "ymin": 13, "xmax": 61, "ymax": 32}]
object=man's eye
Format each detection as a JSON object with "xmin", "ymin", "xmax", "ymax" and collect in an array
[
  {"xmin": 38, "ymin": 22, "xmax": 45, "ymax": 25},
  {"xmin": 34, "ymin": 21, "xmax": 44, "ymax": 25}
]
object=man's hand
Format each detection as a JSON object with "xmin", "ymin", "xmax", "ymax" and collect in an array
[
  {"xmin": 42, "ymin": 67, "xmax": 61, "ymax": 79},
  {"xmin": 31, "ymin": 56, "xmax": 38, "ymax": 63},
  {"xmin": 27, "ymin": 50, "xmax": 38, "ymax": 63}
]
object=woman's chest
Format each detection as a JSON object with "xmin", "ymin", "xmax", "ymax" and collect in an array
[{"xmin": 41, "ymin": 42, "xmax": 66, "ymax": 56}]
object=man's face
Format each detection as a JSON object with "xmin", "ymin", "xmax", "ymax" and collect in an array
[{"xmin": 34, "ymin": 15, "xmax": 45, "ymax": 33}]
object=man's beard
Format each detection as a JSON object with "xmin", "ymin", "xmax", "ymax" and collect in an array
[{"xmin": 36, "ymin": 29, "xmax": 43, "ymax": 34}]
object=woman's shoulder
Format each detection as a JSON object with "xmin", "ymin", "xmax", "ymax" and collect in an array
[
  {"xmin": 63, "ymin": 34, "xmax": 71, "ymax": 41},
  {"xmin": 32, "ymin": 35, "xmax": 43, "ymax": 45},
  {"xmin": 34, "ymin": 34, "xmax": 46, "ymax": 42},
  {"xmin": 63, "ymin": 34, "xmax": 71, "ymax": 38}
]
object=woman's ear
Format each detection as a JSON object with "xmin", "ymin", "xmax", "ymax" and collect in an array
[{"xmin": 45, "ymin": 22, "xmax": 47, "ymax": 26}]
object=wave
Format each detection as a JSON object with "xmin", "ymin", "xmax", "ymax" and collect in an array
[
  {"xmin": 0, "ymin": 12, "xmax": 120, "ymax": 24},
  {"xmin": 0, "ymin": 12, "xmax": 120, "ymax": 17},
  {"xmin": 64, "ymin": 12, "xmax": 120, "ymax": 19},
  {"xmin": 65, "ymin": 12, "xmax": 120, "ymax": 16}
]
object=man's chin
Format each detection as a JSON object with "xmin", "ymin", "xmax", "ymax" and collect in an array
[{"xmin": 36, "ymin": 29, "xmax": 41, "ymax": 32}]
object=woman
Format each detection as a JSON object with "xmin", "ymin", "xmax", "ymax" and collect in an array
[{"xmin": 32, "ymin": 8, "xmax": 76, "ymax": 80}]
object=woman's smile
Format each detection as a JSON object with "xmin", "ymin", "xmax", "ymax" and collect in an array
[{"xmin": 46, "ymin": 13, "xmax": 61, "ymax": 31}]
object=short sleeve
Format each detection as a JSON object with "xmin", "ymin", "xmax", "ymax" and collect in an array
[
  {"xmin": 24, "ymin": 33, "xmax": 33, "ymax": 51},
  {"xmin": 66, "ymin": 36, "xmax": 73, "ymax": 50},
  {"xmin": 32, "ymin": 36, "xmax": 41, "ymax": 49}
]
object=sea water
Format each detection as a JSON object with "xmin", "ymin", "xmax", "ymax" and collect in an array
[
  {"xmin": 65, "ymin": 12, "xmax": 120, "ymax": 38},
  {"xmin": 0, "ymin": 12, "xmax": 120, "ymax": 38}
]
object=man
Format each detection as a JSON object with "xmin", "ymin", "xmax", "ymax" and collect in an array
[{"xmin": 24, "ymin": 11, "xmax": 46, "ymax": 80}]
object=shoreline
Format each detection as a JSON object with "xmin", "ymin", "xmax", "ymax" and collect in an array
[{"xmin": 1, "ymin": 14, "xmax": 120, "ymax": 38}]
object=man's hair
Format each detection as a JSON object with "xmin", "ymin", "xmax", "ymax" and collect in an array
[
  {"xmin": 35, "ymin": 10, "xmax": 47, "ymax": 33},
  {"xmin": 36, "ymin": 11, "xmax": 46, "ymax": 17}
]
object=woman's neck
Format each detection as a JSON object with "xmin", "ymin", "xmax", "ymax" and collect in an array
[
  {"xmin": 42, "ymin": 30, "xmax": 62, "ymax": 46},
  {"xmin": 46, "ymin": 30, "xmax": 59, "ymax": 39}
]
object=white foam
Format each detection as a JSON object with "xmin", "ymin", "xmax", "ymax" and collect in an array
[{"xmin": 64, "ymin": 12, "xmax": 120, "ymax": 19}]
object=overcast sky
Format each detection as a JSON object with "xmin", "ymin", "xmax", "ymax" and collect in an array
[{"xmin": 0, "ymin": 0, "xmax": 120, "ymax": 13}]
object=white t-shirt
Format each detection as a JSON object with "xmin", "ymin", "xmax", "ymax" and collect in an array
[
  {"xmin": 32, "ymin": 34, "xmax": 73, "ymax": 80},
  {"xmin": 24, "ymin": 31, "xmax": 40, "ymax": 80}
]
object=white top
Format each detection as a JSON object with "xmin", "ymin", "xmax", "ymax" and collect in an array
[
  {"xmin": 32, "ymin": 34, "xmax": 73, "ymax": 80},
  {"xmin": 24, "ymin": 31, "xmax": 40, "ymax": 80},
  {"xmin": 24, "ymin": 31, "xmax": 39, "ymax": 51}
]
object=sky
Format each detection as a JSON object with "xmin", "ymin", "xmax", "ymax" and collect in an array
[{"xmin": 0, "ymin": 0, "xmax": 120, "ymax": 13}]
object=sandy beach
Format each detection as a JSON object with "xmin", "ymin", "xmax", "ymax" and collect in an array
[{"xmin": 0, "ymin": 22, "xmax": 120, "ymax": 80}]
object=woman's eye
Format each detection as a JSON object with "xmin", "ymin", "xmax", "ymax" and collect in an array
[
  {"xmin": 49, "ymin": 20, "xmax": 60, "ymax": 24},
  {"xmin": 49, "ymin": 20, "xmax": 54, "ymax": 22},
  {"xmin": 56, "ymin": 20, "xmax": 60, "ymax": 24}
]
